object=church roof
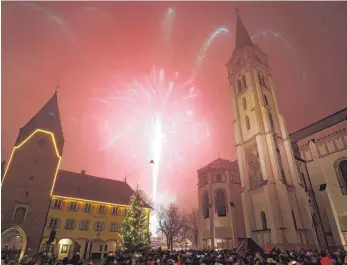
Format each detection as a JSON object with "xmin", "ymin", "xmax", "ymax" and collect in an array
[
  {"xmin": 290, "ymin": 107, "xmax": 347, "ymax": 143},
  {"xmin": 15, "ymin": 92, "xmax": 64, "ymax": 155},
  {"xmin": 234, "ymin": 13, "xmax": 254, "ymax": 50},
  {"xmin": 198, "ymin": 158, "xmax": 239, "ymax": 174},
  {"xmin": 53, "ymin": 170, "xmax": 151, "ymax": 208}
]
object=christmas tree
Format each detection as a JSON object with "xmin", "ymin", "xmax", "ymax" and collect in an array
[{"xmin": 121, "ymin": 188, "xmax": 151, "ymax": 252}]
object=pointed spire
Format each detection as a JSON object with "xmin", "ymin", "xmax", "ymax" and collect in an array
[
  {"xmin": 15, "ymin": 91, "xmax": 65, "ymax": 155},
  {"xmin": 234, "ymin": 10, "xmax": 254, "ymax": 50}
]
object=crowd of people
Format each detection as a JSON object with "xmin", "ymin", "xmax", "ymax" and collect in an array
[{"xmin": 2, "ymin": 247, "xmax": 347, "ymax": 265}]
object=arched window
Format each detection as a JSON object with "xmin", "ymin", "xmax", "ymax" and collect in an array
[
  {"xmin": 268, "ymin": 111, "xmax": 275, "ymax": 129},
  {"xmin": 12, "ymin": 207, "xmax": 27, "ymax": 224},
  {"xmin": 258, "ymin": 72, "xmax": 263, "ymax": 86},
  {"xmin": 242, "ymin": 75, "xmax": 247, "ymax": 88},
  {"xmin": 291, "ymin": 210, "xmax": 298, "ymax": 229},
  {"xmin": 203, "ymin": 192, "xmax": 209, "ymax": 218},
  {"xmin": 264, "ymin": 94, "xmax": 269, "ymax": 106},
  {"xmin": 245, "ymin": 115, "xmax": 250, "ymax": 130},
  {"xmin": 237, "ymin": 79, "xmax": 242, "ymax": 93},
  {"xmin": 242, "ymin": 98, "xmax": 247, "ymax": 110},
  {"xmin": 215, "ymin": 189, "xmax": 227, "ymax": 217},
  {"xmin": 337, "ymin": 160, "xmax": 347, "ymax": 195},
  {"xmin": 261, "ymin": 211, "xmax": 267, "ymax": 229}
]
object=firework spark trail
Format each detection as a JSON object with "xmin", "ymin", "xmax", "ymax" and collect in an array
[
  {"xmin": 91, "ymin": 68, "xmax": 212, "ymax": 207},
  {"xmin": 191, "ymin": 27, "xmax": 230, "ymax": 78},
  {"xmin": 11, "ymin": 2, "xmax": 77, "ymax": 43},
  {"xmin": 251, "ymin": 30, "xmax": 307, "ymax": 81},
  {"xmin": 163, "ymin": 8, "xmax": 175, "ymax": 43}
]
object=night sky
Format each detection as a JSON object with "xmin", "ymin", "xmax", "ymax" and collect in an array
[{"xmin": 2, "ymin": 1, "xmax": 347, "ymax": 210}]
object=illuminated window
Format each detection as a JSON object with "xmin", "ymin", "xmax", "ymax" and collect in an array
[
  {"xmin": 68, "ymin": 202, "xmax": 78, "ymax": 211},
  {"xmin": 245, "ymin": 116, "xmax": 250, "ymax": 130},
  {"xmin": 79, "ymin": 220, "xmax": 90, "ymax": 230},
  {"xmin": 84, "ymin": 203, "xmax": 92, "ymax": 213},
  {"xmin": 104, "ymin": 245, "xmax": 108, "ymax": 252},
  {"xmin": 242, "ymin": 98, "xmax": 247, "ymax": 110},
  {"xmin": 95, "ymin": 221, "xmax": 105, "ymax": 231},
  {"xmin": 65, "ymin": 219, "xmax": 76, "ymax": 230},
  {"xmin": 112, "ymin": 207, "xmax": 119, "ymax": 216},
  {"xmin": 99, "ymin": 245, "xmax": 103, "ymax": 252},
  {"xmin": 53, "ymin": 200, "xmax": 62, "ymax": 209}
]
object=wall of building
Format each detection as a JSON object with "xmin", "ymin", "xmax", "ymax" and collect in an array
[{"xmin": 296, "ymin": 120, "xmax": 347, "ymax": 248}]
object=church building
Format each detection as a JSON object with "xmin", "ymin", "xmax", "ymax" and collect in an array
[
  {"xmin": 198, "ymin": 13, "xmax": 347, "ymax": 250},
  {"xmin": 1, "ymin": 92, "xmax": 151, "ymax": 260}
]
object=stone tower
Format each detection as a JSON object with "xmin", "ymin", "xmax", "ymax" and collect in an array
[
  {"xmin": 1, "ymin": 92, "xmax": 64, "ymax": 255},
  {"xmin": 226, "ymin": 14, "xmax": 317, "ymax": 248}
]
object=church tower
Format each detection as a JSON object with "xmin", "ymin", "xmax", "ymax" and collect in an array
[
  {"xmin": 226, "ymin": 14, "xmax": 317, "ymax": 248},
  {"xmin": 1, "ymin": 92, "xmax": 64, "ymax": 255}
]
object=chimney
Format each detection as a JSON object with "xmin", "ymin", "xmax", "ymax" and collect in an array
[{"xmin": 81, "ymin": 170, "xmax": 86, "ymax": 175}]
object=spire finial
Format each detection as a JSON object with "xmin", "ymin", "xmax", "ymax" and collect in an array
[
  {"xmin": 55, "ymin": 85, "xmax": 59, "ymax": 94},
  {"xmin": 234, "ymin": 8, "xmax": 239, "ymax": 16},
  {"xmin": 124, "ymin": 174, "xmax": 127, "ymax": 183}
]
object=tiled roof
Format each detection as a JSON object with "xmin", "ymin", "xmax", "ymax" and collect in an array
[
  {"xmin": 53, "ymin": 170, "xmax": 150, "ymax": 208},
  {"xmin": 198, "ymin": 158, "xmax": 239, "ymax": 173},
  {"xmin": 290, "ymin": 107, "xmax": 347, "ymax": 143},
  {"xmin": 15, "ymin": 92, "xmax": 64, "ymax": 155}
]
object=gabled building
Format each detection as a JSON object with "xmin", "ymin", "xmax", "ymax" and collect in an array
[{"xmin": 1, "ymin": 92, "xmax": 151, "ymax": 260}]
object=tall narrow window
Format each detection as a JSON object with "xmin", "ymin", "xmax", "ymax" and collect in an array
[
  {"xmin": 215, "ymin": 190, "xmax": 227, "ymax": 217},
  {"xmin": 237, "ymin": 79, "xmax": 242, "ymax": 93},
  {"xmin": 243, "ymin": 98, "xmax": 247, "ymax": 110},
  {"xmin": 245, "ymin": 116, "xmax": 250, "ymax": 130},
  {"xmin": 203, "ymin": 192, "xmax": 209, "ymax": 218},
  {"xmin": 261, "ymin": 211, "xmax": 267, "ymax": 229},
  {"xmin": 292, "ymin": 210, "xmax": 298, "ymax": 229},
  {"xmin": 258, "ymin": 72, "xmax": 263, "ymax": 86},
  {"xmin": 337, "ymin": 160, "xmax": 347, "ymax": 195},
  {"xmin": 264, "ymin": 94, "xmax": 269, "ymax": 106},
  {"xmin": 242, "ymin": 75, "xmax": 247, "ymax": 88}
]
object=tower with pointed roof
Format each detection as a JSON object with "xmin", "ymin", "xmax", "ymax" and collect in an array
[
  {"xmin": 1, "ymin": 92, "xmax": 64, "ymax": 255},
  {"xmin": 226, "ymin": 13, "xmax": 318, "ymax": 248}
]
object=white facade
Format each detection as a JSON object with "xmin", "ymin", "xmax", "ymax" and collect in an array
[
  {"xmin": 226, "ymin": 14, "xmax": 317, "ymax": 249},
  {"xmin": 291, "ymin": 111, "xmax": 347, "ymax": 250},
  {"xmin": 197, "ymin": 158, "xmax": 245, "ymax": 249}
]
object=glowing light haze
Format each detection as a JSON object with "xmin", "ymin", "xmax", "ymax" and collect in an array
[{"xmin": 2, "ymin": 2, "xmax": 347, "ymax": 211}]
